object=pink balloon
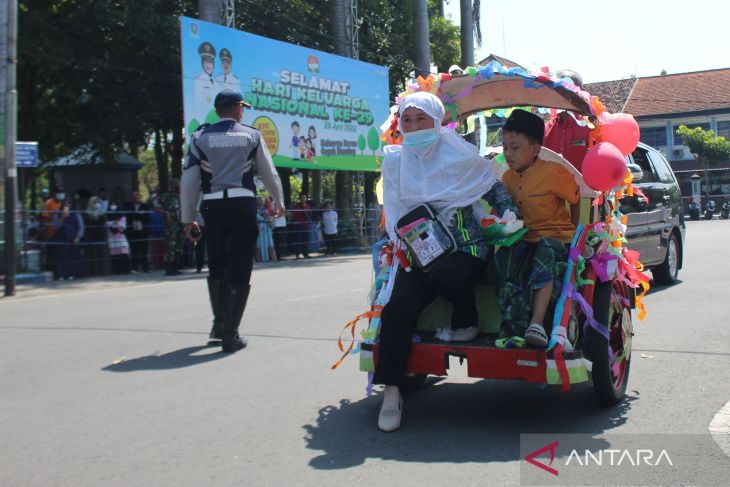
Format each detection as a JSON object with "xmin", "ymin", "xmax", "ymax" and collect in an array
[
  {"xmin": 582, "ymin": 142, "xmax": 628, "ymax": 192},
  {"xmin": 601, "ymin": 113, "xmax": 640, "ymax": 156}
]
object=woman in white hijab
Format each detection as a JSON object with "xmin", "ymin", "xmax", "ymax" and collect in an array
[{"xmin": 375, "ymin": 91, "xmax": 516, "ymax": 432}]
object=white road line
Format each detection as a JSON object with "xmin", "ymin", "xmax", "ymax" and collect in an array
[{"xmin": 709, "ymin": 398, "xmax": 730, "ymax": 458}]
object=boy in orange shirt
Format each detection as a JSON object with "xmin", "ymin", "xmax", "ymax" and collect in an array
[{"xmin": 495, "ymin": 109, "xmax": 579, "ymax": 347}]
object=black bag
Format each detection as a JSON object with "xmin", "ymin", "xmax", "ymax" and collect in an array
[{"xmin": 396, "ymin": 204, "xmax": 457, "ymax": 271}]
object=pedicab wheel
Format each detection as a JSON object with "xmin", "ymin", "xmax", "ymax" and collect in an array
[
  {"xmin": 400, "ymin": 374, "xmax": 428, "ymax": 393},
  {"xmin": 586, "ymin": 280, "xmax": 632, "ymax": 406}
]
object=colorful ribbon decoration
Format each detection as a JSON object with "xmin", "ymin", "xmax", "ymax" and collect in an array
[{"xmin": 331, "ymin": 305, "xmax": 383, "ymax": 370}]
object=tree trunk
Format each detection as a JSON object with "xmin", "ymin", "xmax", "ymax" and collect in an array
[
  {"xmin": 311, "ymin": 170, "xmax": 322, "ymax": 207},
  {"xmin": 166, "ymin": 131, "xmax": 182, "ymax": 182},
  {"xmin": 336, "ymin": 171, "xmax": 353, "ymax": 230},
  {"xmin": 172, "ymin": 125, "xmax": 184, "ymax": 170},
  {"xmin": 155, "ymin": 129, "xmax": 169, "ymax": 193},
  {"xmin": 301, "ymin": 169, "xmax": 310, "ymax": 197},
  {"xmin": 278, "ymin": 167, "xmax": 292, "ymax": 207}
]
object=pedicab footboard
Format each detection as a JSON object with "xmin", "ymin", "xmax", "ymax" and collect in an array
[{"xmin": 360, "ymin": 336, "xmax": 591, "ymax": 386}]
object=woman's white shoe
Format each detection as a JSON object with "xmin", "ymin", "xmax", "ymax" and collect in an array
[{"xmin": 378, "ymin": 388, "xmax": 403, "ymax": 432}]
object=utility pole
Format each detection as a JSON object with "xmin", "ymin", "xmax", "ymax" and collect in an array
[
  {"xmin": 460, "ymin": 0, "xmax": 477, "ymax": 145},
  {"xmin": 332, "ymin": 0, "xmax": 354, "ymax": 226},
  {"xmin": 2, "ymin": 0, "xmax": 18, "ymax": 296},
  {"xmin": 412, "ymin": 0, "xmax": 431, "ymax": 78},
  {"xmin": 460, "ymin": 0, "xmax": 475, "ymax": 68},
  {"xmin": 199, "ymin": 0, "xmax": 222, "ymax": 25}
]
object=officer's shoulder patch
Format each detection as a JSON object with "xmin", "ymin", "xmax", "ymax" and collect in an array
[{"xmin": 239, "ymin": 122, "xmax": 260, "ymax": 133}]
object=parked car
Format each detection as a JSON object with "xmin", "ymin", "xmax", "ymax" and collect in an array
[{"xmin": 622, "ymin": 142, "xmax": 686, "ymax": 285}]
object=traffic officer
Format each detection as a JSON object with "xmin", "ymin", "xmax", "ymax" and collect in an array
[
  {"xmin": 215, "ymin": 48, "xmax": 241, "ymax": 93},
  {"xmin": 181, "ymin": 89, "xmax": 285, "ymax": 353},
  {"xmin": 193, "ymin": 42, "xmax": 220, "ymax": 121}
]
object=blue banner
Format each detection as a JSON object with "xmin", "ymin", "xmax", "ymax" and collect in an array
[{"xmin": 180, "ymin": 17, "xmax": 390, "ymax": 171}]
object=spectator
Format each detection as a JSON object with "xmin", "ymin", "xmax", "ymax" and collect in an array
[
  {"xmin": 271, "ymin": 196, "xmax": 288, "ymax": 260},
  {"xmin": 127, "ymin": 191, "xmax": 151, "ymax": 272},
  {"xmin": 322, "ymin": 201, "xmax": 338, "ymax": 255},
  {"xmin": 98, "ymin": 188, "xmax": 110, "ymax": 213},
  {"xmin": 83, "ymin": 196, "xmax": 110, "ymax": 276},
  {"xmin": 148, "ymin": 193, "xmax": 166, "ymax": 270},
  {"xmin": 106, "ymin": 201, "xmax": 131, "ymax": 274},
  {"xmin": 52, "ymin": 198, "xmax": 85, "ymax": 280},
  {"xmin": 160, "ymin": 180, "xmax": 185, "ymax": 276},
  {"xmin": 40, "ymin": 187, "xmax": 65, "ymax": 239},
  {"xmin": 255, "ymin": 197, "xmax": 277, "ymax": 262},
  {"xmin": 290, "ymin": 193, "xmax": 312, "ymax": 259}
]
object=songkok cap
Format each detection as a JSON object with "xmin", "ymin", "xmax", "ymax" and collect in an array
[
  {"xmin": 198, "ymin": 42, "xmax": 216, "ymax": 60},
  {"xmin": 503, "ymin": 109, "xmax": 544, "ymax": 144},
  {"xmin": 214, "ymin": 89, "xmax": 252, "ymax": 109},
  {"xmin": 556, "ymin": 69, "xmax": 584, "ymax": 88},
  {"xmin": 220, "ymin": 48, "xmax": 232, "ymax": 62}
]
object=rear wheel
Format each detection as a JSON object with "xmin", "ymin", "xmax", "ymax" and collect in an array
[
  {"xmin": 652, "ymin": 232, "xmax": 680, "ymax": 285},
  {"xmin": 585, "ymin": 280, "xmax": 632, "ymax": 406}
]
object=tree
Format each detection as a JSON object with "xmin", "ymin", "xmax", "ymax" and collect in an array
[
  {"xmin": 357, "ymin": 134, "xmax": 366, "ymax": 154},
  {"xmin": 676, "ymin": 125, "xmax": 730, "ymax": 196},
  {"xmin": 18, "ymin": 0, "xmax": 197, "ymax": 195}
]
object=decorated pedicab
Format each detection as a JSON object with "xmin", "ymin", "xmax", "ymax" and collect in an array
[{"xmin": 333, "ymin": 60, "xmax": 651, "ymax": 407}]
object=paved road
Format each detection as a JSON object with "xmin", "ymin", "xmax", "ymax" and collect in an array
[{"xmin": 1, "ymin": 221, "xmax": 730, "ymax": 486}]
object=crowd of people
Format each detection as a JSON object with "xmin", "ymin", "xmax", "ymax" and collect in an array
[
  {"xmin": 24, "ymin": 185, "xmax": 344, "ymax": 280},
  {"xmin": 29, "ymin": 186, "xmax": 187, "ymax": 280}
]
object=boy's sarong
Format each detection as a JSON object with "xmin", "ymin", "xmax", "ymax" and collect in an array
[{"xmin": 494, "ymin": 237, "xmax": 568, "ymax": 336}]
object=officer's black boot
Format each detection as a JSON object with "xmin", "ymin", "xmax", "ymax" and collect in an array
[
  {"xmin": 222, "ymin": 284, "xmax": 250, "ymax": 353},
  {"xmin": 207, "ymin": 277, "xmax": 226, "ymax": 342}
]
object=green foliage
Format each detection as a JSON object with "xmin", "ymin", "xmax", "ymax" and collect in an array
[
  {"xmin": 357, "ymin": 134, "xmax": 366, "ymax": 154},
  {"xmin": 428, "ymin": 0, "xmax": 461, "ymax": 73},
  {"xmin": 676, "ymin": 125, "xmax": 730, "ymax": 167},
  {"xmin": 677, "ymin": 125, "xmax": 730, "ymax": 195}
]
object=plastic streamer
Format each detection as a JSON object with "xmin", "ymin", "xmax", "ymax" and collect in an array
[{"xmin": 331, "ymin": 305, "xmax": 383, "ymax": 370}]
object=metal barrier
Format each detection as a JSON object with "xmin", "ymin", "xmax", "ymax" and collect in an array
[{"xmin": 5, "ymin": 206, "xmax": 384, "ymax": 276}]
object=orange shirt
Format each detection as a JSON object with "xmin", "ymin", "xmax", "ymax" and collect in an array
[
  {"xmin": 503, "ymin": 158, "xmax": 579, "ymax": 243},
  {"xmin": 41, "ymin": 198, "xmax": 62, "ymax": 238}
]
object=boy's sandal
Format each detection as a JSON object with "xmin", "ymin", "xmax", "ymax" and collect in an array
[
  {"xmin": 524, "ymin": 323, "xmax": 549, "ymax": 348},
  {"xmin": 495, "ymin": 336, "xmax": 526, "ymax": 349}
]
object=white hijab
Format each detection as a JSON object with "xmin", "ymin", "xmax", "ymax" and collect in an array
[{"xmin": 381, "ymin": 91, "xmax": 497, "ymax": 237}]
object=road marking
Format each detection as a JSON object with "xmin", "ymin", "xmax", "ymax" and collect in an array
[{"xmin": 709, "ymin": 398, "xmax": 730, "ymax": 458}]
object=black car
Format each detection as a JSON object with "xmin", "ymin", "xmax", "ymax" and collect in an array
[{"xmin": 621, "ymin": 142, "xmax": 686, "ymax": 285}]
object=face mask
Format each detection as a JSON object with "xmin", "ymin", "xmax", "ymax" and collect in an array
[
  {"xmin": 56, "ymin": 193, "xmax": 65, "ymax": 201},
  {"xmin": 109, "ymin": 204, "xmax": 118, "ymax": 211},
  {"xmin": 402, "ymin": 127, "xmax": 440, "ymax": 153}
]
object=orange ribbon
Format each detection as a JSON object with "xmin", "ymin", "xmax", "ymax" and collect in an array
[{"xmin": 331, "ymin": 305, "xmax": 383, "ymax": 370}]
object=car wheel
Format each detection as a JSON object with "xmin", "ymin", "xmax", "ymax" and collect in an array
[
  {"xmin": 652, "ymin": 232, "xmax": 680, "ymax": 285},
  {"xmin": 586, "ymin": 281, "xmax": 632, "ymax": 406}
]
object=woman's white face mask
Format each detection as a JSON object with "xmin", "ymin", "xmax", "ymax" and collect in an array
[{"xmin": 402, "ymin": 127, "xmax": 440, "ymax": 154}]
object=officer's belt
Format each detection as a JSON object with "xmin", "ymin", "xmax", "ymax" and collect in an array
[{"xmin": 203, "ymin": 188, "xmax": 255, "ymax": 200}]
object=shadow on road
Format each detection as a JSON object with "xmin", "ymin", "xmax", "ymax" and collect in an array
[
  {"xmin": 645, "ymin": 279, "xmax": 684, "ymax": 296},
  {"xmin": 303, "ymin": 379, "xmax": 637, "ymax": 469},
  {"xmin": 101, "ymin": 344, "xmax": 227, "ymax": 372}
]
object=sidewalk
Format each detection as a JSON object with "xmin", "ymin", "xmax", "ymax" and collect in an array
[{"xmin": 2, "ymin": 249, "xmax": 371, "ymax": 300}]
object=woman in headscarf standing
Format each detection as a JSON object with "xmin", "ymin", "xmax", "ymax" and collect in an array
[{"xmin": 374, "ymin": 92, "xmax": 516, "ymax": 432}]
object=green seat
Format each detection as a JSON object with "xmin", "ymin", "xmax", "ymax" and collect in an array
[{"xmin": 416, "ymin": 284, "xmax": 502, "ymax": 334}]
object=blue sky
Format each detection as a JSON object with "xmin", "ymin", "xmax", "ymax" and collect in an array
[{"xmin": 444, "ymin": 0, "xmax": 729, "ymax": 83}]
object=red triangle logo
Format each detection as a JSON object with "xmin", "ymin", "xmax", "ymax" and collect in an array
[{"xmin": 524, "ymin": 441, "xmax": 559, "ymax": 476}]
